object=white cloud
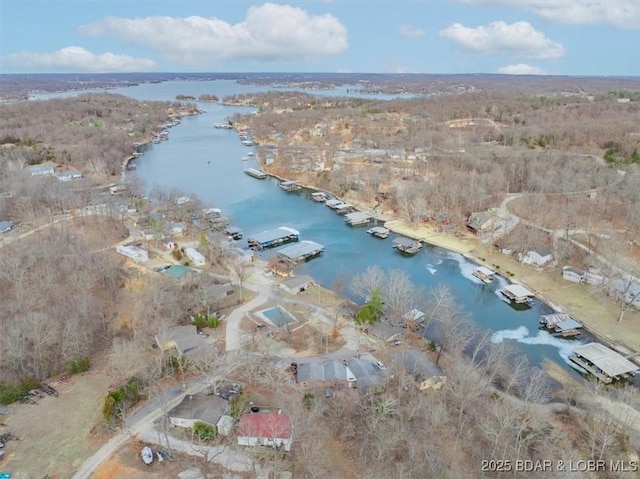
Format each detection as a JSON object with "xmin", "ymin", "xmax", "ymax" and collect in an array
[
  {"xmin": 398, "ymin": 24, "xmax": 425, "ymax": 38},
  {"xmin": 460, "ymin": 1, "xmax": 640, "ymax": 29},
  {"xmin": 498, "ymin": 63, "xmax": 547, "ymax": 75},
  {"xmin": 78, "ymin": 3, "xmax": 348, "ymax": 65},
  {"xmin": 0, "ymin": 46, "xmax": 156, "ymax": 73},
  {"xmin": 440, "ymin": 21, "xmax": 564, "ymax": 59}
]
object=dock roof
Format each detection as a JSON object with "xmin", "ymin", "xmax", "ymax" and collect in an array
[
  {"xmin": 368, "ymin": 226, "xmax": 388, "ymax": 234},
  {"xmin": 277, "ymin": 240, "xmax": 324, "ymax": 261},
  {"xmin": 503, "ymin": 284, "xmax": 534, "ymax": 298},
  {"xmin": 393, "ymin": 237, "xmax": 421, "ymax": 247},
  {"xmin": 345, "ymin": 212, "xmax": 371, "ymax": 223},
  {"xmin": 475, "ymin": 266, "xmax": 495, "ymax": 276},
  {"xmin": 573, "ymin": 342, "xmax": 639, "ymax": 378},
  {"xmin": 248, "ymin": 227, "xmax": 299, "ymax": 244},
  {"xmin": 554, "ymin": 319, "xmax": 584, "ymax": 331}
]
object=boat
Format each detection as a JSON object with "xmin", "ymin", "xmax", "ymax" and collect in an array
[
  {"xmin": 141, "ymin": 446, "xmax": 154, "ymax": 465},
  {"xmin": 367, "ymin": 226, "xmax": 389, "ymax": 239},
  {"xmin": 279, "ymin": 180, "xmax": 302, "ymax": 192},
  {"xmin": 242, "ymin": 140, "xmax": 254, "ymax": 146},
  {"xmin": 244, "ymin": 168, "xmax": 267, "ymax": 179},
  {"xmin": 311, "ymin": 191, "xmax": 328, "ymax": 202},
  {"xmin": 472, "ymin": 266, "xmax": 495, "ymax": 284},
  {"xmin": 241, "ymin": 156, "xmax": 250, "ymax": 161},
  {"xmin": 247, "ymin": 152, "xmax": 255, "ymax": 157}
]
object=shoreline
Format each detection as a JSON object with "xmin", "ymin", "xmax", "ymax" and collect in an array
[{"xmin": 258, "ymin": 164, "xmax": 640, "ymax": 364}]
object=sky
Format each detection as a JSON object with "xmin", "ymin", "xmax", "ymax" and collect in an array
[{"xmin": 0, "ymin": 1, "xmax": 638, "ymax": 76}]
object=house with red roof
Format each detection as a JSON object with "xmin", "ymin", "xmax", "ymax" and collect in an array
[{"xmin": 236, "ymin": 411, "xmax": 293, "ymax": 451}]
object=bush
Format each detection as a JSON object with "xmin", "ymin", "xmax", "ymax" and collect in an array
[
  {"xmin": 67, "ymin": 356, "xmax": 90, "ymax": 375},
  {"xmin": 303, "ymin": 392, "xmax": 315, "ymax": 408},
  {"xmin": 192, "ymin": 312, "xmax": 220, "ymax": 329},
  {"xmin": 428, "ymin": 341, "xmax": 437, "ymax": 352},
  {"xmin": 0, "ymin": 377, "xmax": 40, "ymax": 405},
  {"xmin": 102, "ymin": 377, "xmax": 143, "ymax": 422},
  {"xmin": 193, "ymin": 421, "xmax": 216, "ymax": 441}
]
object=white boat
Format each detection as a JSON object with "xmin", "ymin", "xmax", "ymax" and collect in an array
[
  {"xmin": 141, "ymin": 446, "xmax": 154, "ymax": 465},
  {"xmin": 241, "ymin": 156, "xmax": 250, "ymax": 161}
]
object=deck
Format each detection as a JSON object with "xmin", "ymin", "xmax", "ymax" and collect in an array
[
  {"xmin": 344, "ymin": 212, "xmax": 372, "ymax": 226},
  {"xmin": 279, "ymin": 180, "xmax": 302, "ymax": 192},
  {"xmin": 367, "ymin": 226, "xmax": 389, "ymax": 238}
]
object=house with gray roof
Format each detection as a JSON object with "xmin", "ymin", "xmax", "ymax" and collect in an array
[
  {"xmin": 296, "ymin": 359, "xmax": 356, "ymax": 388},
  {"xmin": 520, "ymin": 246, "xmax": 553, "ymax": 267},
  {"xmin": 0, "ymin": 220, "xmax": 16, "ymax": 234},
  {"xmin": 393, "ymin": 349, "xmax": 446, "ymax": 391},
  {"xmin": 169, "ymin": 394, "xmax": 230, "ymax": 429},
  {"xmin": 347, "ymin": 356, "xmax": 386, "ymax": 392}
]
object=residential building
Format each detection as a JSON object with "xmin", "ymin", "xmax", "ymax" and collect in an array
[
  {"xmin": 520, "ymin": 247, "xmax": 553, "ymax": 266},
  {"xmin": 0, "ymin": 220, "xmax": 16, "ymax": 234},
  {"xmin": 115, "ymin": 244, "xmax": 149, "ymax": 263},
  {"xmin": 185, "ymin": 247, "xmax": 206, "ymax": 267},
  {"xmin": 393, "ymin": 349, "xmax": 447, "ymax": 391},
  {"xmin": 237, "ymin": 412, "xmax": 293, "ymax": 451},
  {"xmin": 280, "ymin": 275, "xmax": 316, "ymax": 295}
]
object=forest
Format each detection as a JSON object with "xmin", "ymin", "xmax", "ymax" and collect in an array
[{"xmin": 1, "ymin": 78, "xmax": 639, "ymax": 477}]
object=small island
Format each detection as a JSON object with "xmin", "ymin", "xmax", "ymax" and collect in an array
[
  {"xmin": 198, "ymin": 93, "xmax": 219, "ymax": 102},
  {"xmin": 175, "ymin": 94, "xmax": 196, "ymax": 101}
]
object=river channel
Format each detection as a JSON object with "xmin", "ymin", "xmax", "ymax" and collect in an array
[{"xmin": 37, "ymin": 80, "xmax": 587, "ymax": 375}]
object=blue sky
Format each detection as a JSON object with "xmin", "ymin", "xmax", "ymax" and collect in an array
[{"xmin": 0, "ymin": 1, "xmax": 638, "ymax": 76}]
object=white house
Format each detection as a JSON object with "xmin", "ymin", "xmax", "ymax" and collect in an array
[
  {"xmin": 185, "ymin": 247, "xmax": 206, "ymax": 267},
  {"xmin": 116, "ymin": 244, "xmax": 148, "ymax": 263},
  {"xmin": 237, "ymin": 412, "xmax": 293, "ymax": 452},
  {"xmin": 28, "ymin": 164, "xmax": 55, "ymax": 176},
  {"xmin": 562, "ymin": 266, "xmax": 585, "ymax": 283},
  {"xmin": 520, "ymin": 247, "xmax": 553, "ymax": 267}
]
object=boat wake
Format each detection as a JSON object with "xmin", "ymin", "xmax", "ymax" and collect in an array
[{"xmin": 490, "ymin": 326, "xmax": 585, "ymax": 369}]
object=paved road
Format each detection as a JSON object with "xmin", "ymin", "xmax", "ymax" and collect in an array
[{"xmin": 70, "ymin": 379, "xmax": 209, "ymax": 479}]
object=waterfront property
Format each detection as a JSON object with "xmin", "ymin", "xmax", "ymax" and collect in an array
[
  {"xmin": 500, "ymin": 284, "xmax": 535, "ymax": 305},
  {"xmin": 277, "ymin": 240, "xmax": 325, "ymax": 264},
  {"xmin": 334, "ymin": 203, "xmax": 354, "ymax": 215},
  {"xmin": 520, "ymin": 247, "xmax": 554, "ymax": 267},
  {"xmin": 236, "ymin": 411, "xmax": 293, "ymax": 451},
  {"xmin": 569, "ymin": 342, "xmax": 640, "ymax": 383},
  {"xmin": 247, "ymin": 226, "xmax": 299, "ymax": 250},
  {"xmin": 295, "ymin": 360, "xmax": 357, "ymax": 388},
  {"xmin": 344, "ymin": 212, "xmax": 372, "ymax": 226},
  {"xmin": 539, "ymin": 313, "xmax": 584, "ymax": 337},
  {"xmin": 279, "ymin": 180, "xmax": 302, "ymax": 192},
  {"xmin": 311, "ymin": 191, "xmax": 329, "ymax": 202},
  {"xmin": 244, "ymin": 168, "xmax": 267, "ymax": 179},
  {"xmin": 393, "ymin": 237, "xmax": 422, "ymax": 255},
  {"xmin": 224, "ymin": 226, "xmax": 243, "ymax": 240},
  {"xmin": 393, "ymin": 349, "xmax": 447, "ymax": 391},
  {"xmin": 366, "ymin": 226, "xmax": 390, "ymax": 239},
  {"xmin": 325, "ymin": 199, "xmax": 345, "ymax": 209},
  {"xmin": 472, "ymin": 266, "xmax": 496, "ymax": 284}
]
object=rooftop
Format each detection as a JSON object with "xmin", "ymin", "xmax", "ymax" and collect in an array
[
  {"xmin": 277, "ymin": 240, "xmax": 324, "ymax": 261},
  {"xmin": 169, "ymin": 394, "xmax": 229, "ymax": 426},
  {"xmin": 573, "ymin": 342, "xmax": 639, "ymax": 378},
  {"xmin": 393, "ymin": 349, "xmax": 443, "ymax": 381},
  {"xmin": 237, "ymin": 412, "xmax": 292, "ymax": 440},
  {"xmin": 503, "ymin": 284, "xmax": 534, "ymax": 298},
  {"xmin": 248, "ymin": 227, "xmax": 299, "ymax": 244}
]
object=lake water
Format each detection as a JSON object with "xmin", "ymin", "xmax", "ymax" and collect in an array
[{"xmin": 36, "ymin": 79, "xmax": 587, "ymax": 374}]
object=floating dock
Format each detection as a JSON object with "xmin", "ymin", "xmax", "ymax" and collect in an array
[
  {"xmin": 472, "ymin": 266, "xmax": 496, "ymax": 284},
  {"xmin": 334, "ymin": 203, "xmax": 354, "ymax": 215},
  {"xmin": 393, "ymin": 237, "xmax": 422, "ymax": 255},
  {"xmin": 279, "ymin": 180, "xmax": 302, "ymax": 192},
  {"xmin": 500, "ymin": 284, "xmax": 535, "ymax": 305},
  {"xmin": 367, "ymin": 226, "xmax": 390, "ymax": 239},
  {"xmin": 277, "ymin": 240, "xmax": 325, "ymax": 263},
  {"xmin": 244, "ymin": 168, "xmax": 267, "ymax": 179},
  {"xmin": 311, "ymin": 192, "xmax": 329, "ymax": 202},
  {"xmin": 344, "ymin": 212, "xmax": 372, "ymax": 226},
  {"xmin": 247, "ymin": 226, "xmax": 299, "ymax": 250},
  {"xmin": 540, "ymin": 313, "xmax": 583, "ymax": 337},
  {"xmin": 569, "ymin": 342, "xmax": 639, "ymax": 383}
]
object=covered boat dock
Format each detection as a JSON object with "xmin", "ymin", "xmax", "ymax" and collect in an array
[
  {"xmin": 569, "ymin": 342, "xmax": 639, "ymax": 383},
  {"xmin": 344, "ymin": 212, "xmax": 372, "ymax": 226},
  {"xmin": 500, "ymin": 284, "xmax": 535, "ymax": 304},
  {"xmin": 472, "ymin": 266, "xmax": 496, "ymax": 284},
  {"xmin": 244, "ymin": 168, "xmax": 267, "ymax": 179},
  {"xmin": 247, "ymin": 227, "xmax": 299, "ymax": 250},
  {"xmin": 277, "ymin": 240, "xmax": 325, "ymax": 263},
  {"xmin": 393, "ymin": 237, "xmax": 422, "ymax": 255},
  {"xmin": 367, "ymin": 226, "xmax": 389, "ymax": 238},
  {"xmin": 279, "ymin": 180, "xmax": 302, "ymax": 191},
  {"xmin": 540, "ymin": 313, "xmax": 583, "ymax": 337}
]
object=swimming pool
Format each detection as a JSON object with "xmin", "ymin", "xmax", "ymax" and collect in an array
[{"xmin": 259, "ymin": 306, "xmax": 298, "ymax": 327}]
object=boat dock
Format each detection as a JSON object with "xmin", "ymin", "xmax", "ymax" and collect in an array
[
  {"xmin": 540, "ymin": 313, "xmax": 583, "ymax": 337},
  {"xmin": 569, "ymin": 342, "xmax": 639, "ymax": 383},
  {"xmin": 367, "ymin": 226, "xmax": 389, "ymax": 239},
  {"xmin": 472, "ymin": 266, "xmax": 496, "ymax": 284},
  {"xmin": 244, "ymin": 168, "xmax": 267, "ymax": 179},
  {"xmin": 393, "ymin": 237, "xmax": 422, "ymax": 255},
  {"xmin": 277, "ymin": 240, "xmax": 325, "ymax": 263},
  {"xmin": 334, "ymin": 203, "xmax": 354, "ymax": 215},
  {"xmin": 500, "ymin": 284, "xmax": 535, "ymax": 305},
  {"xmin": 224, "ymin": 226, "xmax": 243, "ymax": 240},
  {"xmin": 247, "ymin": 226, "xmax": 299, "ymax": 250},
  {"xmin": 311, "ymin": 192, "xmax": 329, "ymax": 202},
  {"xmin": 344, "ymin": 212, "xmax": 372, "ymax": 226},
  {"xmin": 279, "ymin": 180, "xmax": 302, "ymax": 192},
  {"xmin": 325, "ymin": 199, "xmax": 344, "ymax": 209}
]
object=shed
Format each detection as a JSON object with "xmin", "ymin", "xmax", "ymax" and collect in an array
[
  {"xmin": 562, "ymin": 266, "xmax": 585, "ymax": 283},
  {"xmin": 28, "ymin": 164, "xmax": 55, "ymax": 176},
  {"xmin": 0, "ymin": 220, "xmax": 16, "ymax": 234},
  {"xmin": 237, "ymin": 412, "xmax": 293, "ymax": 451},
  {"xmin": 280, "ymin": 275, "xmax": 316, "ymax": 295}
]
